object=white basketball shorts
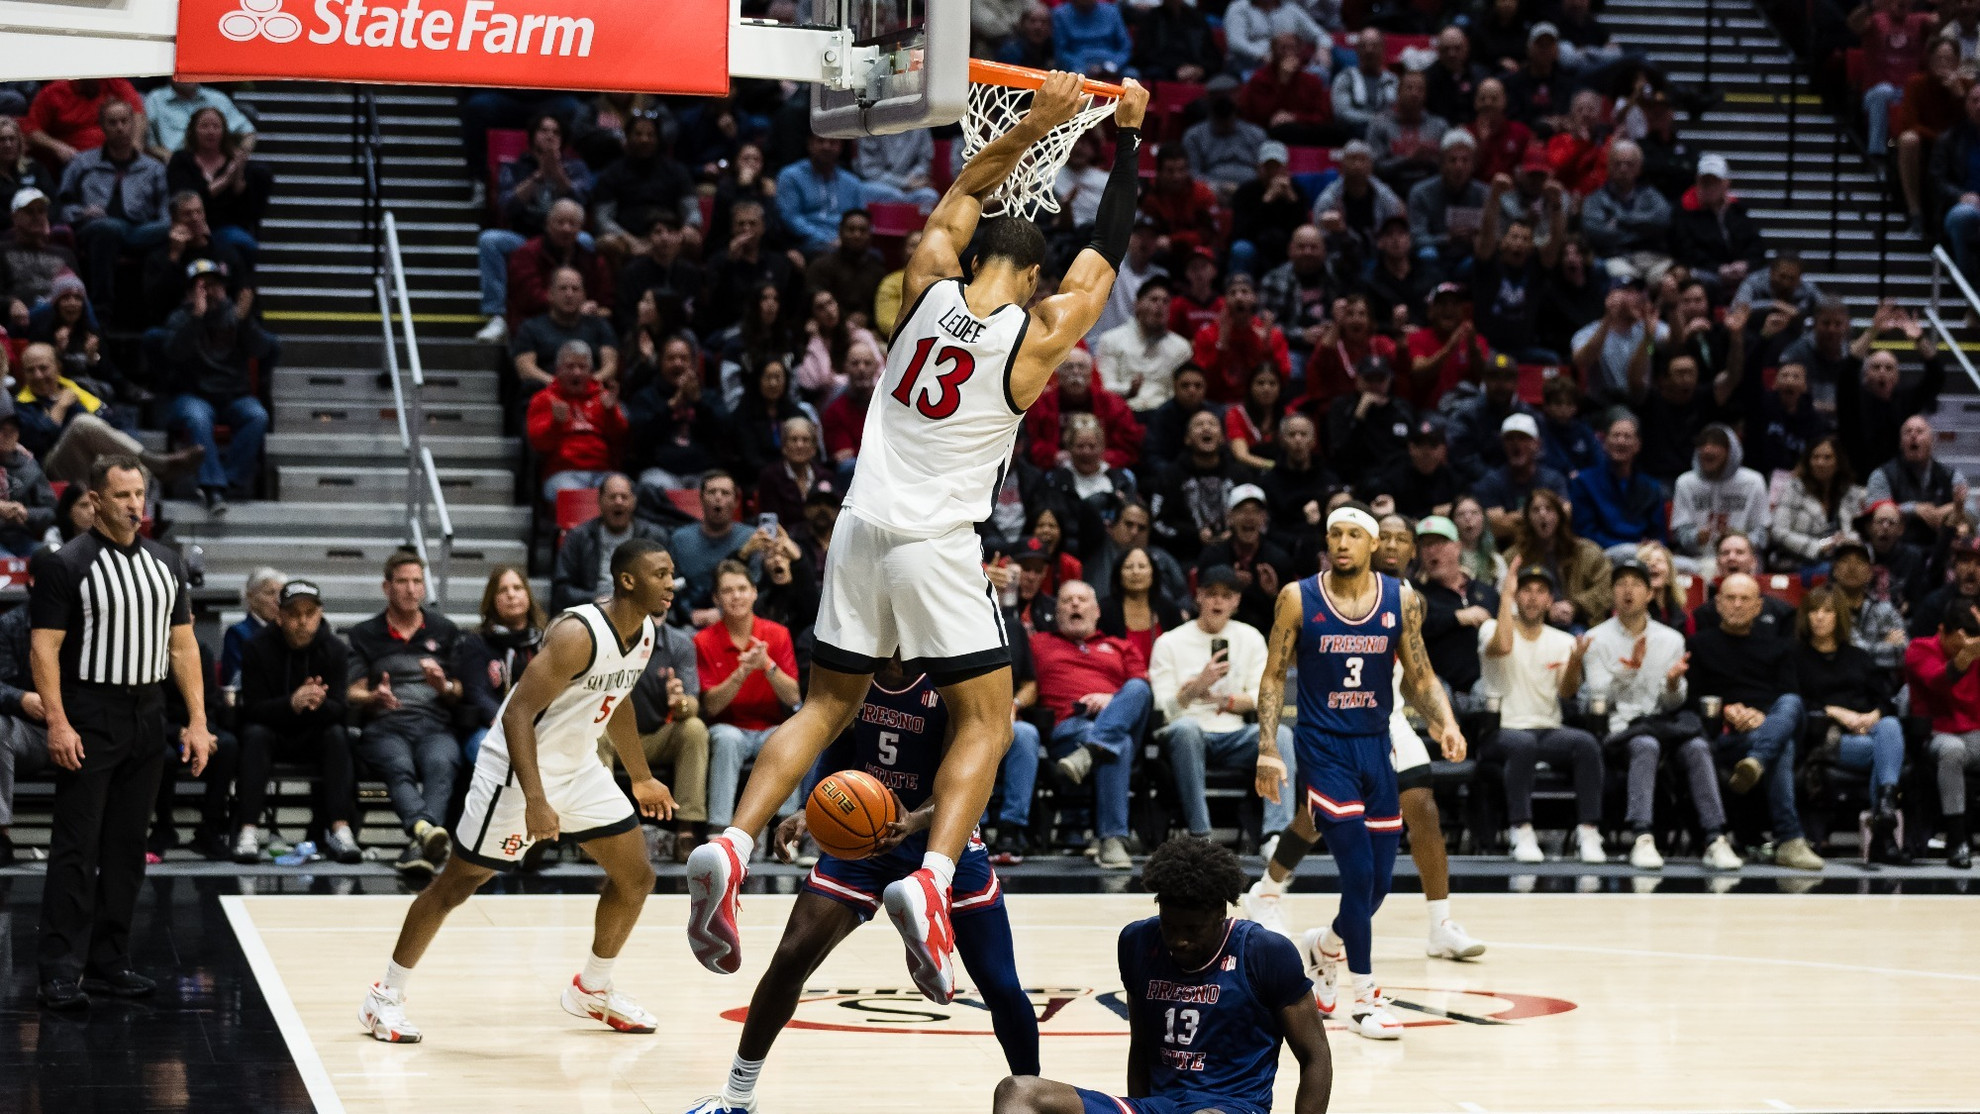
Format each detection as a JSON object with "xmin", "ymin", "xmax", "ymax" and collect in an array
[
  {"xmin": 813, "ymin": 513, "xmax": 1010, "ymax": 683},
  {"xmin": 455, "ymin": 753, "xmax": 637, "ymax": 871}
]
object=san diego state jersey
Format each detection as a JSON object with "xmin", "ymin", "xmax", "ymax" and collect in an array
[
  {"xmin": 1118, "ymin": 917, "xmax": 1312, "ymax": 1114},
  {"xmin": 816, "ymin": 673, "xmax": 949, "ymax": 851},
  {"xmin": 478, "ymin": 604, "xmax": 654, "ymax": 780},
  {"xmin": 843, "ymin": 277, "xmax": 1031, "ymax": 539},
  {"xmin": 1295, "ymin": 572, "xmax": 1402, "ymax": 738}
]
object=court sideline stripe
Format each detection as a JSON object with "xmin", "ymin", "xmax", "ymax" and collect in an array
[{"xmin": 221, "ymin": 895, "xmax": 347, "ymax": 1114}]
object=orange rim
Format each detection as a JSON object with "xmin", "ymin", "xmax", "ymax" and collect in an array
[{"xmin": 967, "ymin": 59, "xmax": 1125, "ymax": 99}]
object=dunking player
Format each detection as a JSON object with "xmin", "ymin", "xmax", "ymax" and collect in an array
[
  {"xmin": 686, "ymin": 657, "xmax": 1037, "ymax": 1114},
  {"xmin": 359, "ymin": 539, "xmax": 679, "ymax": 1042},
  {"xmin": 1253, "ymin": 503, "xmax": 1464, "ymax": 1040},
  {"xmin": 687, "ymin": 73, "xmax": 1153, "ymax": 1003},
  {"xmin": 1243, "ymin": 513, "xmax": 1485, "ymax": 962},
  {"xmin": 991, "ymin": 837, "xmax": 1332, "ymax": 1114}
]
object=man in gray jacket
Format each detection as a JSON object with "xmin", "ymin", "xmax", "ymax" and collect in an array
[
  {"xmin": 54, "ymin": 99, "xmax": 168, "ymax": 317},
  {"xmin": 1406, "ymin": 130, "xmax": 1487, "ymax": 271},
  {"xmin": 1580, "ymin": 140, "xmax": 1672, "ymax": 282},
  {"xmin": 552, "ymin": 472, "xmax": 670, "ymax": 610}
]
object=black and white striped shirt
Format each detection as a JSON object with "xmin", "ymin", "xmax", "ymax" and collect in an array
[{"xmin": 29, "ymin": 530, "xmax": 191, "ymax": 686}]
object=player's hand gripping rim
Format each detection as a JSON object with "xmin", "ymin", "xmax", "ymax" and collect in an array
[{"xmin": 1254, "ymin": 753, "xmax": 1288, "ymax": 804}]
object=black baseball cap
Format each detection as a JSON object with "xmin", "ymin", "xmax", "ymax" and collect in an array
[
  {"xmin": 1832, "ymin": 538, "xmax": 1872, "ymax": 564},
  {"xmin": 1610, "ymin": 559, "xmax": 1652, "ymax": 587},
  {"xmin": 1198, "ymin": 564, "xmax": 1243, "ymax": 593},
  {"xmin": 1515, "ymin": 565, "xmax": 1558, "ymax": 591},
  {"xmin": 1406, "ymin": 418, "xmax": 1446, "ymax": 444},
  {"xmin": 1012, "ymin": 536, "xmax": 1052, "ymax": 566},
  {"xmin": 279, "ymin": 579, "xmax": 322, "ymax": 607}
]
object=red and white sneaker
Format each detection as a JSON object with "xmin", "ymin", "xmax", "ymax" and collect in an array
[
  {"xmin": 882, "ymin": 868, "xmax": 956, "ymax": 1004},
  {"xmin": 1300, "ymin": 927, "xmax": 1343, "ymax": 1017},
  {"xmin": 686, "ymin": 837, "xmax": 747, "ymax": 974},
  {"xmin": 358, "ymin": 982, "xmax": 421, "ymax": 1043},
  {"xmin": 1346, "ymin": 988, "xmax": 1404, "ymax": 1040},
  {"xmin": 560, "ymin": 975, "xmax": 658, "ymax": 1033}
]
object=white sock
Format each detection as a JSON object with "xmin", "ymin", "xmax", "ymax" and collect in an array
[
  {"xmin": 1322, "ymin": 927, "xmax": 1344, "ymax": 954},
  {"xmin": 921, "ymin": 851, "xmax": 956, "ymax": 892},
  {"xmin": 1426, "ymin": 898, "xmax": 1451, "ymax": 928},
  {"xmin": 722, "ymin": 1054, "xmax": 765, "ymax": 1106},
  {"xmin": 579, "ymin": 950, "xmax": 615, "ymax": 993},
  {"xmin": 723, "ymin": 826, "xmax": 756, "ymax": 863},
  {"xmin": 1256, "ymin": 875, "xmax": 1285, "ymax": 896},
  {"xmin": 383, "ymin": 960, "xmax": 414, "ymax": 993},
  {"xmin": 1352, "ymin": 972, "xmax": 1377, "ymax": 1001}
]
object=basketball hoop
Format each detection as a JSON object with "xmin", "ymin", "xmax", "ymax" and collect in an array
[{"xmin": 963, "ymin": 60, "xmax": 1124, "ymax": 221}]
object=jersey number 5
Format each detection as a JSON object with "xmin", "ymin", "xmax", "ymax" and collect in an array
[
  {"xmin": 892, "ymin": 336, "xmax": 977, "ymax": 420},
  {"xmin": 877, "ymin": 730, "xmax": 900, "ymax": 765},
  {"xmin": 593, "ymin": 694, "xmax": 617, "ymax": 724}
]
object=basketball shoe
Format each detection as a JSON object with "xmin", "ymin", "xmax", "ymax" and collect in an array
[
  {"xmin": 883, "ymin": 868, "xmax": 956, "ymax": 1004},
  {"xmin": 560, "ymin": 975, "xmax": 658, "ymax": 1033},
  {"xmin": 1300, "ymin": 927, "xmax": 1342, "ymax": 1016},
  {"xmin": 1241, "ymin": 880, "xmax": 1291, "ymax": 938},
  {"xmin": 1426, "ymin": 918, "xmax": 1486, "ymax": 960},
  {"xmin": 358, "ymin": 982, "xmax": 421, "ymax": 1043},
  {"xmin": 686, "ymin": 837, "xmax": 747, "ymax": 974},
  {"xmin": 1346, "ymin": 987, "xmax": 1404, "ymax": 1040},
  {"xmin": 684, "ymin": 1097, "xmax": 756, "ymax": 1114}
]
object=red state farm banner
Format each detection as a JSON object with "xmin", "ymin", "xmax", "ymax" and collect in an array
[{"xmin": 175, "ymin": 0, "xmax": 730, "ymax": 96}]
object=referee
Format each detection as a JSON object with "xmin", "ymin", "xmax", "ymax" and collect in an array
[{"xmin": 30, "ymin": 453, "xmax": 214, "ymax": 1010}]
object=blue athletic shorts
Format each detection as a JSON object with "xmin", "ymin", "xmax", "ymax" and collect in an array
[
  {"xmin": 803, "ymin": 843, "xmax": 1002, "ymax": 921},
  {"xmin": 1295, "ymin": 730, "xmax": 1401, "ymax": 835},
  {"xmin": 1075, "ymin": 1089, "xmax": 1265, "ymax": 1114}
]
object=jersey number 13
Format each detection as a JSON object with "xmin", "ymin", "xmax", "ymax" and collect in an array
[{"xmin": 892, "ymin": 337, "xmax": 978, "ymax": 420}]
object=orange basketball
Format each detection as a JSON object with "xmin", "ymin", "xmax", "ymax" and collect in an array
[{"xmin": 805, "ymin": 770, "xmax": 899, "ymax": 860}]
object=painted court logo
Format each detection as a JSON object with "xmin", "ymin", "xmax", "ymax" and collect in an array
[
  {"xmin": 722, "ymin": 985, "xmax": 1576, "ymax": 1036},
  {"xmin": 219, "ymin": 0, "xmax": 303, "ymax": 42}
]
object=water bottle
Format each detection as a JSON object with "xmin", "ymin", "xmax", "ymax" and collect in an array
[
  {"xmin": 275, "ymin": 840, "xmax": 320, "ymax": 866},
  {"xmin": 185, "ymin": 543, "xmax": 206, "ymax": 588}
]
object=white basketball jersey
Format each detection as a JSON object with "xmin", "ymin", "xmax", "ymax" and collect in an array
[
  {"xmin": 478, "ymin": 604, "xmax": 655, "ymax": 781},
  {"xmin": 843, "ymin": 277, "xmax": 1032, "ymax": 539}
]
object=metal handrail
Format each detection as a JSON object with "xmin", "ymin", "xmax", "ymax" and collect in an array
[
  {"xmin": 1927, "ymin": 245, "xmax": 1980, "ymax": 392},
  {"xmin": 375, "ymin": 209, "xmax": 456, "ymax": 607}
]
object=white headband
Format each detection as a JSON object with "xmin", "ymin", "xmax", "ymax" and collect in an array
[{"xmin": 1327, "ymin": 507, "xmax": 1380, "ymax": 537}]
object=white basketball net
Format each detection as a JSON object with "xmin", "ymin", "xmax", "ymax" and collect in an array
[{"xmin": 962, "ymin": 83, "xmax": 1120, "ymax": 221}]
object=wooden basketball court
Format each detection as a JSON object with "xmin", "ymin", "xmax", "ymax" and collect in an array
[{"xmin": 223, "ymin": 892, "xmax": 1979, "ymax": 1114}]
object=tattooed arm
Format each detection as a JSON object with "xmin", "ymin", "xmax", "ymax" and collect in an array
[
  {"xmin": 1254, "ymin": 582, "xmax": 1303, "ymax": 803},
  {"xmin": 1399, "ymin": 583, "xmax": 1466, "ymax": 760}
]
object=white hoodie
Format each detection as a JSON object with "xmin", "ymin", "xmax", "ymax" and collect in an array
[{"xmin": 1670, "ymin": 423, "xmax": 1771, "ymax": 556}]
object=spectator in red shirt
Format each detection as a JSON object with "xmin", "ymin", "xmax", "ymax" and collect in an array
[
  {"xmin": 1029, "ymin": 580, "xmax": 1151, "ymax": 869},
  {"xmin": 1304, "ymin": 292, "xmax": 1401, "ymax": 409},
  {"xmin": 1546, "ymin": 90, "xmax": 1611, "ymax": 197},
  {"xmin": 1140, "ymin": 145, "xmax": 1218, "ymax": 260},
  {"xmin": 507, "ymin": 198, "xmax": 613, "ymax": 328},
  {"xmin": 1191, "ymin": 273, "xmax": 1291, "ymax": 403},
  {"xmin": 1236, "ymin": 33, "xmax": 1338, "ymax": 145},
  {"xmin": 22, "ymin": 79, "xmax": 144, "ymax": 167},
  {"xmin": 820, "ymin": 339, "xmax": 882, "ymax": 485},
  {"xmin": 525, "ymin": 341, "xmax": 629, "ymax": 502},
  {"xmin": 1853, "ymin": 0, "xmax": 1938, "ymax": 154},
  {"xmin": 1465, "ymin": 78, "xmax": 1534, "ymax": 184},
  {"xmin": 698, "ymin": 560, "xmax": 804, "ymax": 831},
  {"xmin": 1403, "ymin": 283, "xmax": 1492, "ymax": 410},
  {"xmin": 1166, "ymin": 249, "xmax": 1223, "ymax": 340},
  {"xmin": 1023, "ymin": 347, "xmax": 1146, "ymax": 471}
]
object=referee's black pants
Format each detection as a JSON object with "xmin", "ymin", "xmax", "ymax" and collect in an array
[{"xmin": 39, "ymin": 683, "xmax": 167, "ymax": 982}]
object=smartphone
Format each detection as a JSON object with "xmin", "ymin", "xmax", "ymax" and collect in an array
[
  {"xmin": 757, "ymin": 512, "xmax": 778, "ymax": 535},
  {"xmin": 1210, "ymin": 637, "xmax": 1229, "ymax": 660}
]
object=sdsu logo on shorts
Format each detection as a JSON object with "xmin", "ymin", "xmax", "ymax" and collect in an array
[{"xmin": 500, "ymin": 833, "xmax": 525, "ymax": 855}]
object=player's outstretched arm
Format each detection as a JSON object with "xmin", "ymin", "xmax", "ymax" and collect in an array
[
  {"xmin": 1398, "ymin": 584, "xmax": 1465, "ymax": 761},
  {"xmin": 1279, "ymin": 995, "xmax": 1336, "ymax": 1114},
  {"xmin": 1010, "ymin": 80, "xmax": 1150, "ymax": 408},
  {"xmin": 1254, "ymin": 582, "xmax": 1302, "ymax": 802},
  {"xmin": 902, "ymin": 71, "xmax": 1088, "ymax": 316},
  {"xmin": 501, "ymin": 616, "xmax": 592, "ymax": 841},
  {"xmin": 604, "ymin": 694, "xmax": 676, "ymax": 821}
]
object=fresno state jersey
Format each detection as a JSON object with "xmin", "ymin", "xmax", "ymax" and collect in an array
[
  {"xmin": 477, "ymin": 604, "xmax": 655, "ymax": 781},
  {"xmin": 843, "ymin": 277, "xmax": 1031, "ymax": 539},
  {"xmin": 815, "ymin": 673, "xmax": 949, "ymax": 856},
  {"xmin": 1294, "ymin": 572, "xmax": 1402, "ymax": 738}
]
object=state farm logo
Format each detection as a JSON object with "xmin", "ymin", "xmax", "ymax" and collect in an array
[
  {"xmin": 720, "ymin": 984, "xmax": 1576, "ymax": 1035},
  {"xmin": 219, "ymin": 0, "xmax": 302, "ymax": 42},
  {"xmin": 209, "ymin": 0, "xmax": 597, "ymax": 56}
]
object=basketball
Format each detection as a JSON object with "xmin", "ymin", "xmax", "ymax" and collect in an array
[{"xmin": 805, "ymin": 770, "xmax": 900, "ymax": 860}]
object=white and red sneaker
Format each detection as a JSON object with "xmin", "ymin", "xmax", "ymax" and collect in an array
[
  {"xmin": 560, "ymin": 975, "xmax": 658, "ymax": 1033},
  {"xmin": 358, "ymin": 982, "xmax": 421, "ymax": 1043},
  {"xmin": 1300, "ymin": 927, "xmax": 1343, "ymax": 1017},
  {"xmin": 1347, "ymin": 988, "xmax": 1405, "ymax": 1040},
  {"xmin": 686, "ymin": 837, "xmax": 747, "ymax": 974},
  {"xmin": 882, "ymin": 868, "xmax": 956, "ymax": 1004}
]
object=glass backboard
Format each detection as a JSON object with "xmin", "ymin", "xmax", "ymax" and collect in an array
[{"xmin": 806, "ymin": 0, "xmax": 967, "ymax": 138}]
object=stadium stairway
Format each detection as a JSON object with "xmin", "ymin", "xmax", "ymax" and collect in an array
[
  {"xmin": 156, "ymin": 83, "xmax": 531, "ymax": 629},
  {"xmin": 1606, "ymin": 0, "xmax": 1980, "ymax": 476}
]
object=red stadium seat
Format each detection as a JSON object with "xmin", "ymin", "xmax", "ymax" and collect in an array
[
  {"xmin": 932, "ymin": 137, "xmax": 955, "ymax": 192},
  {"xmin": 1386, "ymin": 34, "xmax": 1432, "ymax": 66},
  {"xmin": 867, "ymin": 201, "xmax": 927, "ymax": 238},
  {"xmin": 1285, "ymin": 146, "xmax": 1333, "ymax": 175},
  {"xmin": 1680, "ymin": 574, "xmax": 1708, "ymax": 612},
  {"xmin": 1762, "ymin": 574, "xmax": 1806, "ymax": 608},
  {"xmin": 666, "ymin": 488, "xmax": 704, "ymax": 521},
  {"xmin": 1515, "ymin": 363, "xmax": 1560, "ymax": 405},
  {"xmin": 486, "ymin": 127, "xmax": 527, "ymax": 219},
  {"xmin": 1150, "ymin": 80, "xmax": 1206, "ymax": 140},
  {"xmin": 555, "ymin": 487, "xmax": 600, "ymax": 531},
  {"xmin": 1845, "ymin": 47, "xmax": 1865, "ymax": 90}
]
